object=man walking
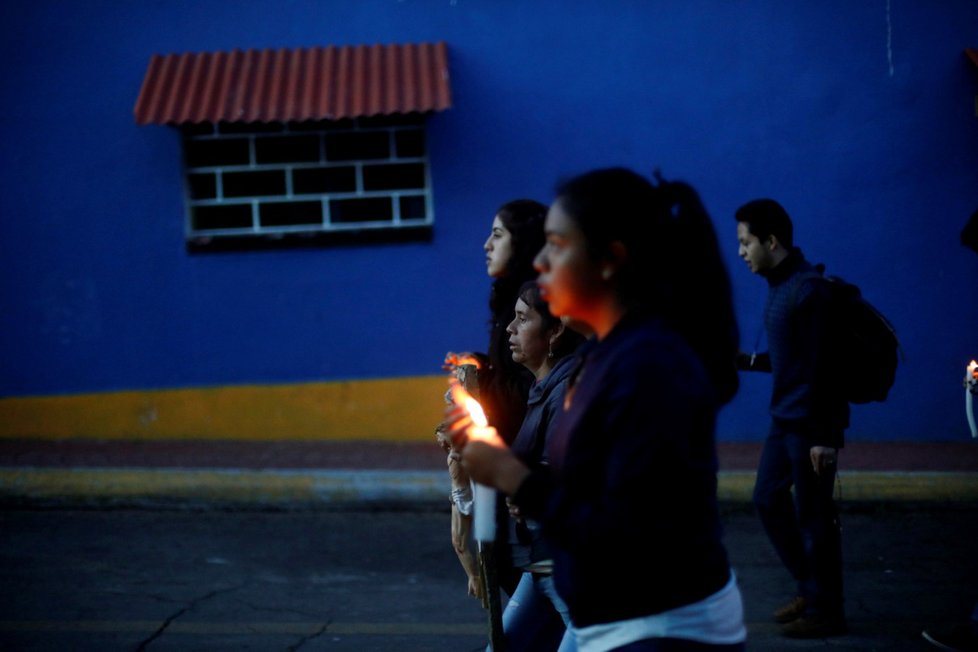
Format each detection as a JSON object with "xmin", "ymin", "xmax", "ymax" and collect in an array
[{"xmin": 734, "ymin": 199, "xmax": 848, "ymax": 638}]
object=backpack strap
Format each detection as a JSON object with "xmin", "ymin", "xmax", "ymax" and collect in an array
[
  {"xmin": 806, "ymin": 264, "xmax": 906, "ymax": 364},
  {"xmin": 788, "ymin": 264, "xmax": 827, "ymax": 312}
]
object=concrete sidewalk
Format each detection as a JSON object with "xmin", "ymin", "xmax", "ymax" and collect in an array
[{"xmin": 1, "ymin": 439, "xmax": 976, "ymax": 509}]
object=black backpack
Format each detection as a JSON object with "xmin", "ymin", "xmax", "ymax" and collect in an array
[{"xmin": 808, "ymin": 265, "xmax": 902, "ymax": 404}]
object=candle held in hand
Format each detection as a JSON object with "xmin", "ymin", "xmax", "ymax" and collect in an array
[{"xmin": 448, "ymin": 381, "xmax": 497, "ymax": 542}]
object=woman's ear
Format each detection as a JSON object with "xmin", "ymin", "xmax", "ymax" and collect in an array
[
  {"xmin": 603, "ymin": 241, "xmax": 628, "ymax": 280},
  {"xmin": 547, "ymin": 321, "xmax": 566, "ymax": 358},
  {"xmin": 549, "ymin": 321, "xmax": 566, "ymax": 346}
]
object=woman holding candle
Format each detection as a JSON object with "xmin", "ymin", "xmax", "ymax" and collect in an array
[
  {"xmin": 438, "ymin": 199, "xmax": 547, "ymax": 602},
  {"xmin": 452, "ymin": 168, "xmax": 747, "ymax": 651},
  {"xmin": 495, "ymin": 280, "xmax": 586, "ymax": 651}
]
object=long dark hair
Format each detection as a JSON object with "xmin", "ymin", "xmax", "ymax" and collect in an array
[
  {"xmin": 554, "ymin": 168, "xmax": 739, "ymax": 404},
  {"xmin": 482, "ymin": 199, "xmax": 547, "ymax": 443}
]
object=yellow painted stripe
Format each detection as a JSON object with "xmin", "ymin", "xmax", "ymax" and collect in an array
[
  {"xmin": 0, "ymin": 376, "xmax": 448, "ymax": 442},
  {"xmin": 716, "ymin": 471, "xmax": 978, "ymax": 502},
  {"xmin": 0, "ymin": 468, "xmax": 450, "ymax": 504},
  {"xmin": 2, "ymin": 468, "xmax": 976, "ymax": 504},
  {"xmin": 830, "ymin": 471, "xmax": 978, "ymax": 501}
]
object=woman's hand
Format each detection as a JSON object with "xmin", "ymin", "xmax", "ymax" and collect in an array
[
  {"xmin": 434, "ymin": 425, "xmax": 454, "ymax": 454},
  {"xmin": 442, "ymin": 403, "xmax": 474, "ymax": 449},
  {"xmin": 443, "ymin": 391, "xmax": 530, "ymax": 495},
  {"xmin": 446, "ymin": 450, "xmax": 470, "ymax": 486},
  {"xmin": 461, "ymin": 438, "xmax": 531, "ymax": 496}
]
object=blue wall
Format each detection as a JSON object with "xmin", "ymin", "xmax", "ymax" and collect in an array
[{"xmin": 2, "ymin": 0, "xmax": 977, "ymax": 441}]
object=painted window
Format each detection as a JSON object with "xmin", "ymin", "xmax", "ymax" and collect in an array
[{"xmin": 182, "ymin": 114, "xmax": 432, "ymax": 251}]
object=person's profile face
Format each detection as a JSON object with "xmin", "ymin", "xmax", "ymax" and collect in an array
[
  {"xmin": 506, "ymin": 297, "xmax": 549, "ymax": 373},
  {"xmin": 736, "ymin": 221, "xmax": 775, "ymax": 274},
  {"xmin": 534, "ymin": 201, "xmax": 605, "ymax": 327},
  {"xmin": 484, "ymin": 215, "xmax": 514, "ymax": 278}
]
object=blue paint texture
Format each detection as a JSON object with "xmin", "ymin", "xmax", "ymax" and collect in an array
[{"xmin": 1, "ymin": 0, "xmax": 977, "ymax": 441}]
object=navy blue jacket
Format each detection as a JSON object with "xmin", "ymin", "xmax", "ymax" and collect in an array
[
  {"xmin": 513, "ymin": 312, "xmax": 731, "ymax": 628},
  {"xmin": 763, "ymin": 249, "xmax": 849, "ymax": 447}
]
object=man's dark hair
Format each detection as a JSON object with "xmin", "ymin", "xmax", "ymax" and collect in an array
[{"xmin": 735, "ymin": 198, "xmax": 794, "ymax": 249}]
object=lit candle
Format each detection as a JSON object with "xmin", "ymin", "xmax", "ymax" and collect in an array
[
  {"xmin": 967, "ymin": 360, "xmax": 977, "ymax": 439},
  {"xmin": 449, "ymin": 382, "xmax": 497, "ymax": 542}
]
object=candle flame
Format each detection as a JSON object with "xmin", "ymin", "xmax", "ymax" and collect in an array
[
  {"xmin": 465, "ymin": 397, "xmax": 488, "ymax": 428},
  {"xmin": 449, "ymin": 382, "xmax": 488, "ymax": 428}
]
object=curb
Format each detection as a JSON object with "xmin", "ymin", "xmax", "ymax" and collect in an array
[
  {"xmin": 2, "ymin": 468, "xmax": 976, "ymax": 509},
  {"xmin": 717, "ymin": 470, "xmax": 978, "ymax": 502},
  {"xmin": 0, "ymin": 468, "xmax": 450, "ymax": 510}
]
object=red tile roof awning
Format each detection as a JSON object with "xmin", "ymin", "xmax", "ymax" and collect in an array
[{"xmin": 134, "ymin": 42, "xmax": 451, "ymax": 125}]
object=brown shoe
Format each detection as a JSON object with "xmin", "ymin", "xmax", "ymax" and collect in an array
[
  {"xmin": 773, "ymin": 596, "xmax": 807, "ymax": 624},
  {"xmin": 781, "ymin": 614, "xmax": 848, "ymax": 638}
]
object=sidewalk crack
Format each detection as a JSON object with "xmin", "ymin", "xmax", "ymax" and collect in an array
[
  {"xmin": 133, "ymin": 585, "xmax": 241, "ymax": 651},
  {"xmin": 285, "ymin": 619, "xmax": 331, "ymax": 651}
]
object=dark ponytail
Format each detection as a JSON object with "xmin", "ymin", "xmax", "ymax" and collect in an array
[
  {"xmin": 555, "ymin": 168, "xmax": 739, "ymax": 404},
  {"xmin": 654, "ymin": 176, "xmax": 740, "ymax": 405}
]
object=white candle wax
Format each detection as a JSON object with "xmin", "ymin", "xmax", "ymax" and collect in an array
[
  {"xmin": 472, "ymin": 481, "xmax": 496, "ymax": 542},
  {"xmin": 467, "ymin": 423, "xmax": 497, "ymax": 542},
  {"xmin": 967, "ymin": 389, "xmax": 977, "ymax": 439}
]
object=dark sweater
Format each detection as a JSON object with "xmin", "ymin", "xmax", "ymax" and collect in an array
[
  {"xmin": 763, "ymin": 249, "xmax": 849, "ymax": 447},
  {"xmin": 513, "ymin": 312, "xmax": 731, "ymax": 627},
  {"xmin": 507, "ymin": 353, "xmax": 576, "ymax": 569}
]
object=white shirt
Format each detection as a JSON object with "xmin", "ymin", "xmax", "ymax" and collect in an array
[{"xmin": 572, "ymin": 571, "xmax": 747, "ymax": 652}]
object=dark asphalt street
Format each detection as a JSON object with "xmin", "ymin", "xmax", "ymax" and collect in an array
[{"xmin": 1, "ymin": 503, "xmax": 976, "ymax": 651}]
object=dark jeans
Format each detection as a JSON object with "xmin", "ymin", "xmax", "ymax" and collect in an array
[{"xmin": 752, "ymin": 424, "xmax": 844, "ymax": 618}]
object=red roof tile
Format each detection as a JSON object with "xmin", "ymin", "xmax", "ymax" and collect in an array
[{"xmin": 134, "ymin": 42, "xmax": 451, "ymax": 125}]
